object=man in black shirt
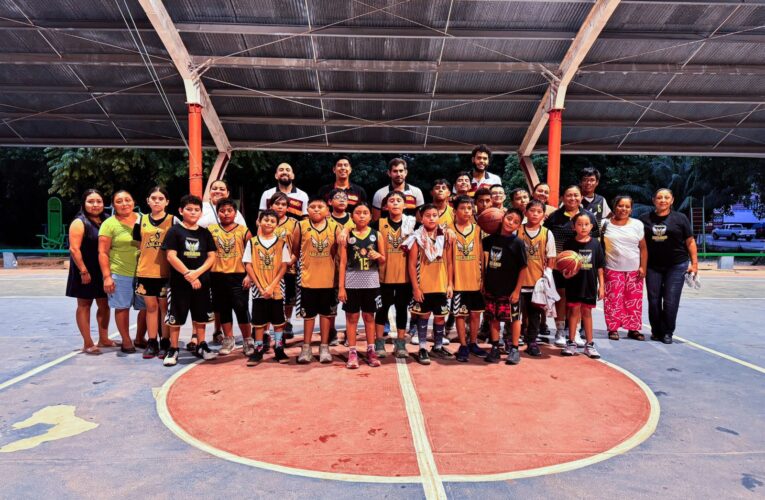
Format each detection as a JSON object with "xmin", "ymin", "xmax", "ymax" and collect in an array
[{"xmin": 317, "ymin": 155, "xmax": 367, "ymax": 211}]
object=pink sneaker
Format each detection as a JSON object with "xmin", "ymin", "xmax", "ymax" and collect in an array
[
  {"xmin": 346, "ymin": 349, "xmax": 359, "ymax": 369},
  {"xmin": 366, "ymin": 348, "xmax": 381, "ymax": 367}
]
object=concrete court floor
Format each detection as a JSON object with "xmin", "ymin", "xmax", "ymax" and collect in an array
[{"xmin": 0, "ymin": 268, "xmax": 763, "ymax": 499}]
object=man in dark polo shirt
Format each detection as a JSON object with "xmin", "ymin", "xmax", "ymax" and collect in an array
[
  {"xmin": 371, "ymin": 157, "xmax": 425, "ymax": 221},
  {"xmin": 258, "ymin": 162, "xmax": 309, "ymax": 220},
  {"xmin": 317, "ymin": 155, "xmax": 367, "ymax": 210}
]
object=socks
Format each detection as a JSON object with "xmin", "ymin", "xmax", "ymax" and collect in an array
[
  {"xmin": 417, "ymin": 318, "xmax": 429, "ymax": 347},
  {"xmin": 255, "ymin": 340, "xmax": 264, "ymax": 347},
  {"xmin": 273, "ymin": 331, "xmax": 283, "ymax": 345},
  {"xmin": 433, "ymin": 323, "xmax": 445, "ymax": 347},
  {"xmin": 556, "ymin": 320, "xmax": 565, "ymax": 331}
]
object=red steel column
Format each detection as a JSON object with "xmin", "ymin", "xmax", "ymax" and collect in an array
[
  {"xmin": 188, "ymin": 103, "xmax": 203, "ymax": 197},
  {"xmin": 547, "ymin": 108, "xmax": 563, "ymax": 207}
]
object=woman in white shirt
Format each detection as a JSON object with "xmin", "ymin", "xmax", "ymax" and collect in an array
[
  {"xmin": 198, "ymin": 179, "xmax": 246, "ymax": 229},
  {"xmin": 603, "ymin": 195, "xmax": 647, "ymax": 341}
]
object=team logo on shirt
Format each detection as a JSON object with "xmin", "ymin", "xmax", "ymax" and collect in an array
[
  {"xmin": 455, "ymin": 240, "xmax": 475, "ymax": 259},
  {"xmin": 652, "ymin": 224, "xmax": 668, "ymax": 242},
  {"xmin": 257, "ymin": 248, "xmax": 275, "ymax": 270},
  {"xmin": 525, "ymin": 240, "xmax": 542, "ymax": 259},
  {"xmin": 216, "ymin": 235, "xmax": 236, "ymax": 258},
  {"xmin": 489, "ymin": 246, "xmax": 503, "ymax": 269},
  {"xmin": 387, "ymin": 230, "xmax": 403, "ymax": 252},
  {"xmin": 579, "ymin": 249, "xmax": 593, "ymax": 270},
  {"xmin": 310, "ymin": 235, "xmax": 330, "ymax": 255},
  {"xmin": 183, "ymin": 238, "xmax": 200, "ymax": 258},
  {"xmin": 146, "ymin": 229, "xmax": 163, "ymax": 249}
]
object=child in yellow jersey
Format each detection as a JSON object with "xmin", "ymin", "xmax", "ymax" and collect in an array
[
  {"xmin": 432, "ymin": 179, "xmax": 454, "ymax": 230},
  {"xmin": 518, "ymin": 199, "xmax": 557, "ymax": 357},
  {"xmin": 133, "ymin": 186, "xmax": 174, "ymax": 359},
  {"xmin": 327, "ymin": 188, "xmax": 354, "ymax": 346},
  {"xmin": 449, "ymin": 195, "xmax": 488, "ymax": 362},
  {"xmin": 373, "ymin": 191, "xmax": 416, "ymax": 359},
  {"xmin": 293, "ymin": 197, "xmax": 341, "ymax": 364},
  {"xmin": 406, "ymin": 203, "xmax": 454, "ymax": 365},
  {"xmin": 208, "ymin": 198, "xmax": 253, "ymax": 356},
  {"xmin": 268, "ymin": 192, "xmax": 299, "ymax": 339},
  {"xmin": 243, "ymin": 209, "xmax": 291, "ymax": 365},
  {"xmin": 338, "ymin": 202, "xmax": 386, "ymax": 369}
]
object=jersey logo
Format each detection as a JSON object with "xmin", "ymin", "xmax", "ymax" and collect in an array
[
  {"xmin": 146, "ymin": 229, "xmax": 163, "ymax": 249},
  {"xmin": 310, "ymin": 235, "xmax": 329, "ymax": 254},
  {"xmin": 579, "ymin": 249, "xmax": 593, "ymax": 270},
  {"xmin": 456, "ymin": 239, "xmax": 474, "ymax": 257},
  {"xmin": 258, "ymin": 248, "xmax": 275, "ymax": 269},
  {"xmin": 216, "ymin": 235, "xmax": 236, "ymax": 257},
  {"xmin": 183, "ymin": 238, "xmax": 200, "ymax": 258},
  {"xmin": 489, "ymin": 246, "xmax": 503, "ymax": 269},
  {"xmin": 525, "ymin": 239, "xmax": 541, "ymax": 258},
  {"xmin": 387, "ymin": 231, "xmax": 403, "ymax": 250},
  {"xmin": 652, "ymin": 224, "xmax": 668, "ymax": 242}
]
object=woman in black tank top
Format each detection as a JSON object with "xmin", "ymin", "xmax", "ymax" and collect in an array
[{"xmin": 66, "ymin": 189, "xmax": 114, "ymax": 354}]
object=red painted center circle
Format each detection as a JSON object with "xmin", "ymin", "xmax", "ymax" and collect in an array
[{"xmin": 166, "ymin": 344, "xmax": 652, "ymax": 478}]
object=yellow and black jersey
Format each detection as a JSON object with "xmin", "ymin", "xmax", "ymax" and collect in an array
[
  {"xmin": 450, "ymin": 222, "xmax": 481, "ymax": 291},
  {"xmin": 297, "ymin": 219, "xmax": 339, "ymax": 289},
  {"xmin": 208, "ymin": 223, "xmax": 248, "ymax": 274},
  {"xmin": 437, "ymin": 205, "xmax": 454, "ymax": 229},
  {"xmin": 331, "ymin": 213, "xmax": 355, "ymax": 231},
  {"xmin": 274, "ymin": 217, "xmax": 297, "ymax": 274},
  {"xmin": 136, "ymin": 214, "xmax": 174, "ymax": 279},
  {"xmin": 416, "ymin": 238, "xmax": 448, "ymax": 294},
  {"xmin": 378, "ymin": 217, "xmax": 408, "ymax": 284},
  {"xmin": 247, "ymin": 235, "xmax": 289, "ymax": 300},
  {"xmin": 518, "ymin": 225, "xmax": 549, "ymax": 288}
]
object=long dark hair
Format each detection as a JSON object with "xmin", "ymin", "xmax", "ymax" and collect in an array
[{"xmin": 77, "ymin": 189, "xmax": 107, "ymax": 223}]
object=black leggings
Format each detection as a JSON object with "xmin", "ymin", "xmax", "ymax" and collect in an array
[
  {"xmin": 211, "ymin": 272, "xmax": 251, "ymax": 325},
  {"xmin": 521, "ymin": 291, "xmax": 543, "ymax": 341},
  {"xmin": 375, "ymin": 283, "xmax": 412, "ymax": 330}
]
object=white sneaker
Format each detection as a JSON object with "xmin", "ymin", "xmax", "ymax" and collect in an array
[
  {"xmin": 219, "ymin": 336, "xmax": 236, "ymax": 355},
  {"xmin": 319, "ymin": 344, "xmax": 332, "ymax": 363},
  {"xmin": 163, "ymin": 348, "xmax": 179, "ymax": 367},
  {"xmin": 554, "ymin": 330, "xmax": 567, "ymax": 347},
  {"xmin": 410, "ymin": 334, "xmax": 420, "ymax": 345},
  {"xmin": 584, "ymin": 342, "xmax": 601, "ymax": 359},
  {"xmin": 575, "ymin": 336, "xmax": 586, "ymax": 348},
  {"xmin": 243, "ymin": 337, "xmax": 255, "ymax": 356},
  {"xmin": 441, "ymin": 337, "xmax": 450, "ymax": 346}
]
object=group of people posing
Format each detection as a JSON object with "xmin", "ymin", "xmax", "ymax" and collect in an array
[{"xmin": 66, "ymin": 145, "xmax": 698, "ymax": 368}]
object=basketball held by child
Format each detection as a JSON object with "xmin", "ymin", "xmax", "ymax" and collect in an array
[
  {"xmin": 556, "ymin": 250, "xmax": 582, "ymax": 277},
  {"xmin": 476, "ymin": 207, "xmax": 504, "ymax": 234}
]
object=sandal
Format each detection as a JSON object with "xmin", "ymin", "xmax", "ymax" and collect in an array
[
  {"xmin": 133, "ymin": 338, "xmax": 148, "ymax": 349},
  {"xmin": 608, "ymin": 331, "xmax": 620, "ymax": 341},
  {"xmin": 120, "ymin": 345, "xmax": 137, "ymax": 354},
  {"xmin": 97, "ymin": 339, "xmax": 120, "ymax": 348},
  {"xmin": 83, "ymin": 346, "xmax": 102, "ymax": 355},
  {"xmin": 627, "ymin": 330, "xmax": 645, "ymax": 341},
  {"xmin": 186, "ymin": 335, "xmax": 199, "ymax": 352}
]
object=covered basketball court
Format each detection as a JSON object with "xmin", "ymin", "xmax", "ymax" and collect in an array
[{"xmin": 1, "ymin": 1, "xmax": 764, "ymax": 498}]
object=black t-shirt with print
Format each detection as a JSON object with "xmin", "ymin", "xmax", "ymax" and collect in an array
[
  {"xmin": 481, "ymin": 233, "xmax": 527, "ymax": 296},
  {"xmin": 162, "ymin": 224, "xmax": 216, "ymax": 286},
  {"xmin": 639, "ymin": 211, "xmax": 692, "ymax": 269},
  {"xmin": 544, "ymin": 207, "xmax": 600, "ymax": 253},
  {"xmin": 563, "ymin": 237, "xmax": 605, "ymax": 301}
]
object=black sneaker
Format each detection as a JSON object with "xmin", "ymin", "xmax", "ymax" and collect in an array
[
  {"xmin": 456, "ymin": 345, "xmax": 469, "ymax": 363},
  {"xmin": 417, "ymin": 348, "xmax": 431, "ymax": 365},
  {"xmin": 274, "ymin": 345, "xmax": 290, "ymax": 364},
  {"xmin": 430, "ymin": 346, "xmax": 454, "ymax": 360},
  {"xmin": 283, "ymin": 322, "xmax": 294, "ymax": 340},
  {"xmin": 662, "ymin": 334, "xmax": 673, "ymax": 344},
  {"xmin": 212, "ymin": 330, "xmax": 224, "ymax": 345},
  {"xmin": 163, "ymin": 347, "xmax": 179, "ymax": 367},
  {"xmin": 143, "ymin": 339, "xmax": 159, "ymax": 359},
  {"xmin": 505, "ymin": 346, "xmax": 521, "ymax": 365},
  {"xmin": 526, "ymin": 341, "xmax": 542, "ymax": 357},
  {"xmin": 247, "ymin": 346, "xmax": 264, "ymax": 366},
  {"xmin": 485, "ymin": 345, "xmax": 501, "ymax": 363},
  {"xmin": 468, "ymin": 342, "xmax": 488, "ymax": 358},
  {"xmin": 186, "ymin": 335, "xmax": 198, "ymax": 352},
  {"xmin": 263, "ymin": 333, "xmax": 271, "ymax": 353},
  {"xmin": 158, "ymin": 337, "xmax": 171, "ymax": 359},
  {"xmin": 650, "ymin": 334, "xmax": 663, "ymax": 342},
  {"xmin": 195, "ymin": 341, "xmax": 218, "ymax": 361}
]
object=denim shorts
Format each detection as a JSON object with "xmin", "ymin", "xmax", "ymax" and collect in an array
[{"xmin": 108, "ymin": 273, "xmax": 146, "ymax": 310}]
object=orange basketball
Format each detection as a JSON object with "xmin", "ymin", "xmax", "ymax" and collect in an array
[
  {"xmin": 556, "ymin": 250, "xmax": 582, "ymax": 276},
  {"xmin": 476, "ymin": 207, "xmax": 504, "ymax": 234}
]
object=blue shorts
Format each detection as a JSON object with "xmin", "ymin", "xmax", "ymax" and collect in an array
[{"xmin": 108, "ymin": 274, "xmax": 145, "ymax": 310}]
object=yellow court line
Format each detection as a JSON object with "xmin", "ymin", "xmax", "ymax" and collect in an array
[
  {"xmin": 156, "ymin": 356, "xmax": 659, "ymax": 486},
  {"xmin": 396, "ymin": 358, "xmax": 447, "ymax": 499},
  {"xmin": 0, "ymin": 324, "xmax": 135, "ymax": 392}
]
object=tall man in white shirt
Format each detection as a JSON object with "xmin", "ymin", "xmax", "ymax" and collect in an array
[
  {"xmin": 258, "ymin": 163, "xmax": 309, "ymax": 220},
  {"xmin": 371, "ymin": 157, "xmax": 425, "ymax": 221}
]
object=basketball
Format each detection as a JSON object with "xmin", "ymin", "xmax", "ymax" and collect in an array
[
  {"xmin": 476, "ymin": 207, "xmax": 504, "ymax": 234},
  {"xmin": 556, "ymin": 250, "xmax": 582, "ymax": 276}
]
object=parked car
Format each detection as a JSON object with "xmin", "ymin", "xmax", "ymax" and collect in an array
[
  {"xmin": 712, "ymin": 224, "xmax": 755, "ymax": 241},
  {"xmin": 751, "ymin": 222, "xmax": 765, "ymax": 239}
]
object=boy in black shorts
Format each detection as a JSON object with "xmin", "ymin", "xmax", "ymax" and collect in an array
[
  {"xmin": 162, "ymin": 194, "xmax": 217, "ymax": 366},
  {"xmin": 561, "ymin": 212, "xmax": 605, "ymax": 359},
  {"xmin": 243, "ymin": 209, "xmax": 291, "ymax": 365},
  {"xmin": 406, "ymin": 204, "xmax": 454, "ymax": 365},
  {"xmin": 481, "ymin": 208, "xmax": 527, "ymax": 364}
]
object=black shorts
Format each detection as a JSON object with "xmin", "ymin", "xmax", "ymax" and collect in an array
[
  {"xmin": 283, "ymin": 273, "xmax": 297, "ymax": 306},
  {"xmin": 166, "ymin": 282, "xmax": 214, "ymax": 326},
  {"xmin": 297, "ymin": 287, "xmax": 338, "ymax": 319},
  {"xmin": 409, "ymin": 292, "xmax": 449, "ymax": 317},
  {"xmin": 375, "ymin": 283, "xmax": 412, "ymax": 329},
  {"xmin": 135, "ymin": 277, "xmax": 168, "ymax": 297},
  {"xmin": 252, "ymin": 298, "xmax": 286, "ymax": 328},
  {"xmin": 450, "ymin": 290, "xmax": 485, "ymax": 317},
  {"xmin": 553, "ymin": 269, "xmax": 566, "ymax": 289},
  {"xmin": 343, "ymin": 288, "xmax": 382, "ymax": 314},
  {"xmin": 566, "ymin": 296, "xmax": 597, "ymax": 308},
  {"xmin": 483, "ymin": 293, "xmax": 520, "ymax": 323},
  {"xmin": 211, "ymin": 272, "xmax": 251, "ymax": 325}
]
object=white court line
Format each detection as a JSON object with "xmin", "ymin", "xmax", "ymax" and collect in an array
[
  {"xmin": 395, "ymin": 358, "xmax": 447, "ymax": 500},
  {"xmin": 0, "ymin": 277, "xmax": 64, "ymax": 281},
  {"xmin": 1, "ymin": 296, "xmax": 66, "ymax": 299},
  {"xmin": 0, "ymin": 324, "xmax": 135, "ymax": 392},
  {"xmin": 673, "ymin": 335, "xmax": 765, "ymax": 375}
]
